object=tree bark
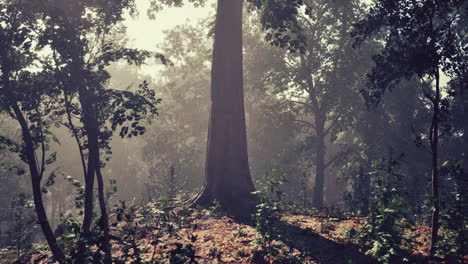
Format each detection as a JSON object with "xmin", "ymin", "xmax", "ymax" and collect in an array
[
  {"xmin": 192, "ymin": 0, "xmax": 256, "ymax": 218},
  {"xmin": 429, "ymin": 69, "xmax": 440, "ymax": 255},
  {"xmin": 80, "ymin": 112, "xmax": 97, "ymax": 234},
  {"xmin": 96, "ymin": 166, "xmax": 112, "ymax": 264},
  {"xmin": 312, "ymin": 115, "xmax": 326, "ymax": 208},
  {"xmin": 462, "ymin": 79, "xmax": 468, "ymax": 183},
  {"xmin": 11, "ymin": 103, "xmax": 66, "ymax": 263}
]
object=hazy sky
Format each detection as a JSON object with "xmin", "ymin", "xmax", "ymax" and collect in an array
[
  {"xmin": 121, "ymin": 0, "xmax": 214, "ymax": 75},
  {"xmin": 124, "ymin": 0, "xmax": 214, "ymax": 51},
  {"xmin": 122, "ymin": 0, "xmax": 449, "ymax": 85}
]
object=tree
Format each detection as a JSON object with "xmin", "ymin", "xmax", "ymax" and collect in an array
[
  {"xmin": 188, "ymin": 0, "xmax": 314, "ymax": 217},
  {"xmin": 0, "ymin": 1, "xmax": 66, "ymax": 261},
  {"xmin": 267, "ymin": 0, "xmax": 372, "ymax": 208},
  {"xmin": 340, "ymin": 77, "xmax": 431, "ymax": 216},
  {"xmin": 192, "ymin": 0, "xmax": 257, "ymax": 217},
  {"xmin": 41, "ymin": 2, "xmax": 161, "ymax": 260},
  {"xmin": 8, "ymin": 193, "xmax": 36, "ymax": 262},
  {"xmin": 0, "ymin": 1, "xmax": 160, "ymax": 261},
  {"xmin": 135, "ymin": 21, "xmax": 211, "ymax": 200},
  {"xmin": 353, "ymin": 0, "xmax": 467, "ymax": 254}
]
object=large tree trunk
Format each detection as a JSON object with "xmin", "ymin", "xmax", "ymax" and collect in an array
[
  {"xmin": 429, "ymin": 69, "xmax": 440, "ymax": 255},
  {"xmin": 312, "ymin": 116, "xmax": 326, "ymax": 208},
  {"xmin": 192, "ymin": 0, "xmax": 256, "ymax": 218}
]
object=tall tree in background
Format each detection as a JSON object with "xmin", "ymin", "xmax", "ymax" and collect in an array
[
  {"xmin": 353, "ymin": 0, "xmax": 467, "ymax": 254},
  {"xmin": 192, "ymin": 0, "xmax": 257, "ymax": 217},
  {"xmin": 269, "ymin": 0, "xmax": 370, "ymax": 207}
]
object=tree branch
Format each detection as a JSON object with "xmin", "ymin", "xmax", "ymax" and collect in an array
[
  {"xmin": 324, "ymin": 147, "xmax": 352, "ymax": 169},
  {"xmin": 293, "ymin": 119, "xmax": 316, "ymax": 130}
]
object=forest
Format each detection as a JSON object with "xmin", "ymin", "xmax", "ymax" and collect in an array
[{"xmin": 0, "ymin": 0, "xmax": 466, "ymax": 263}]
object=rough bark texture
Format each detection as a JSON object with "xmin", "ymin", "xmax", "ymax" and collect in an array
[{"xmin": 193, "ymin": 0, "xmax": 256, "ymax": 218}]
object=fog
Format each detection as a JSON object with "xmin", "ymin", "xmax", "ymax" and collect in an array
[{"xmin": 0, "ymin": 0, "xmax": 466, "ymax": 262}]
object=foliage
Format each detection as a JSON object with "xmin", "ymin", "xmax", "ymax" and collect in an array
[
  {"xmin": 246, "ymin": 0, "xmax": 312, "ymax": 53},
  {"xmin": 353, "ymin": 0, "xmax": 467, "ymax": 254},
  {"xmin": 353, "ymin": 0, "xmax": 467, "ymax": 107},
  {"xmin": 113, "ymin": 201, "xmax": 149, "ymax": 263},
  {"xmin": 358, "ymin": 157, "xmax": 414, "ymax": 263},
  {"xmin": 252, "ymin": 169, "xmax": 296, "ymax": 263},
  {"xmin": 7, "ymin": 193, "xmax": 36, "ymax": 262},
  {"xmin": 62, "ymin": 173, "xmax": 85, "ymax": 213},
  {"xmin": 147, "ymin": 0, "xmax": 207, "ymax": 19},
  {"xmin": 147, "ymin": 165, "xmax": 186, "ymax": 202},
  {"xmin": 336, "ymin": 224, "xmax": 360, "ymax": 245},
  {"xmin": 437, "ymin": 159, "xmax": 467, "ymax": 262},
  {"xmin": 111, "ymin": 199, "xmax": 201, "ymax": 264}
]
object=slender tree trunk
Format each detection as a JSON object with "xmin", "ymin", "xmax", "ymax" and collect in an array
[
  {"xmin": 1, "ymin": 54, "xmax": 65, "ymax": 262},
  {"xmin": 192, "ymin": 0, "xmax": 256, "ymax": 218},
  {"xmin": 51, "ymin": 191, "xmax": 57, "ymax": 230},
  {"xmin": 79, "ymin": 97, "xmax": 97, "ymax": 234},
  {"xmin": 429, "ymin": 69, "xmax": 440, "ymax": 255},
  {"xmin": 462, "ymin": 81, "xmax": 468, "ymax": 182},
  {"xmin": 96, "ymin": 167, "xmax": 112, "ymax": 264},
  {"xmin": 312, "ymin": 115, "xmax": 326, "ymax": 208},
  {"xmin": 360, "ymin": 112, "xmax": 375, "ymax": 216},
  {"xmin": 301, "ymin": 172, "xmax": 308, "ymax": 208},
  {"xmin": 11, "ymin": 104, "xmax": 66, "ymax": 263},
  {"xmin": 64, "ymin": 92, "xmax": 87, "ymax": 179},
  {"xmin": 16, "ymin": 204, "xmax": 22, "ymax": 260},
  {"xmin": 75, "ymin": 93, "xmax": 99, "ymax": 263}
]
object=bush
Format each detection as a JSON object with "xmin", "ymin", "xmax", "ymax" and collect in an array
[
  {"xmin": 358, "ymin": 156, "xmax": 414, "ymax": 263},
  {"xmin": 437, "ymin": 160, "xmax": 467, "ymax": 263},
  {"xmin": 359, "ymin": 189, "xmax": 412, "ymax": 263},
  {"xmin": 5, "ymin": 193, "xmax": 36, "ymax": 262},
  {"xmin": 252, "ymin": 169, "xmax": 286, "ymax": 259}
]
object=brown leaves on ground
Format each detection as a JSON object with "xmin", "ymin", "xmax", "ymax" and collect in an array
[{"xmin": 28, "ymin": 204, "xmax": 441, "ymax": 264}]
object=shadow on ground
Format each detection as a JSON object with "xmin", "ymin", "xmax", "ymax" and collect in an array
[{"xmin": 274, "ymin": 220, "xmax": 376, "ymax": 264}]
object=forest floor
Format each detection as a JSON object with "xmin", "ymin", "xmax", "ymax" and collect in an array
[{"xmin": 23, "ymin": 202, "xmax": 454, "ymax": 264}]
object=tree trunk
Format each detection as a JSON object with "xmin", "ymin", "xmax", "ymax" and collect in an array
[
  {"xmin": 192, "ymin": 0, "xmax": 256, "ymax": 218},
  {"xmin": 96, "ymin": 167, "xmax": 112, "ymax": 264},
  {"xmin": 312, "ymin": 116, "xmax": 326, "ymax": 208},
  {"xmin": 360, "ymin": 112, "xmax": 376, "ymax": 216},
  {"xmin": 462, "ymin": 80, "xmax": 468, "ymax": 183},
  {"xmin": 11, "ymin": 104, "xmax": 66, "ymax": 263},
  {"xmin": 79, "ymin": 95, "xmax": 98, "ymax": 234},
  {"xmin": 358, "ymin": 164, "xmax": 371, "ymax": 216},
  {"xmin": 429, "ymin": 69, "xmax": 440, "ymax": 255},
  {"xmin": 51, "ymin": 190, "xmax": 57, "ymax": 230},
  {"xmin": 1, "ymin": 53, "xmax": 65, "ymax": 262}
]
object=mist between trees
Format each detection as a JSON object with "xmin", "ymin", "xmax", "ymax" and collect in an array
[{"xmin": 0, "ymin": 0, "xmax": 466, "ymax": 263}]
